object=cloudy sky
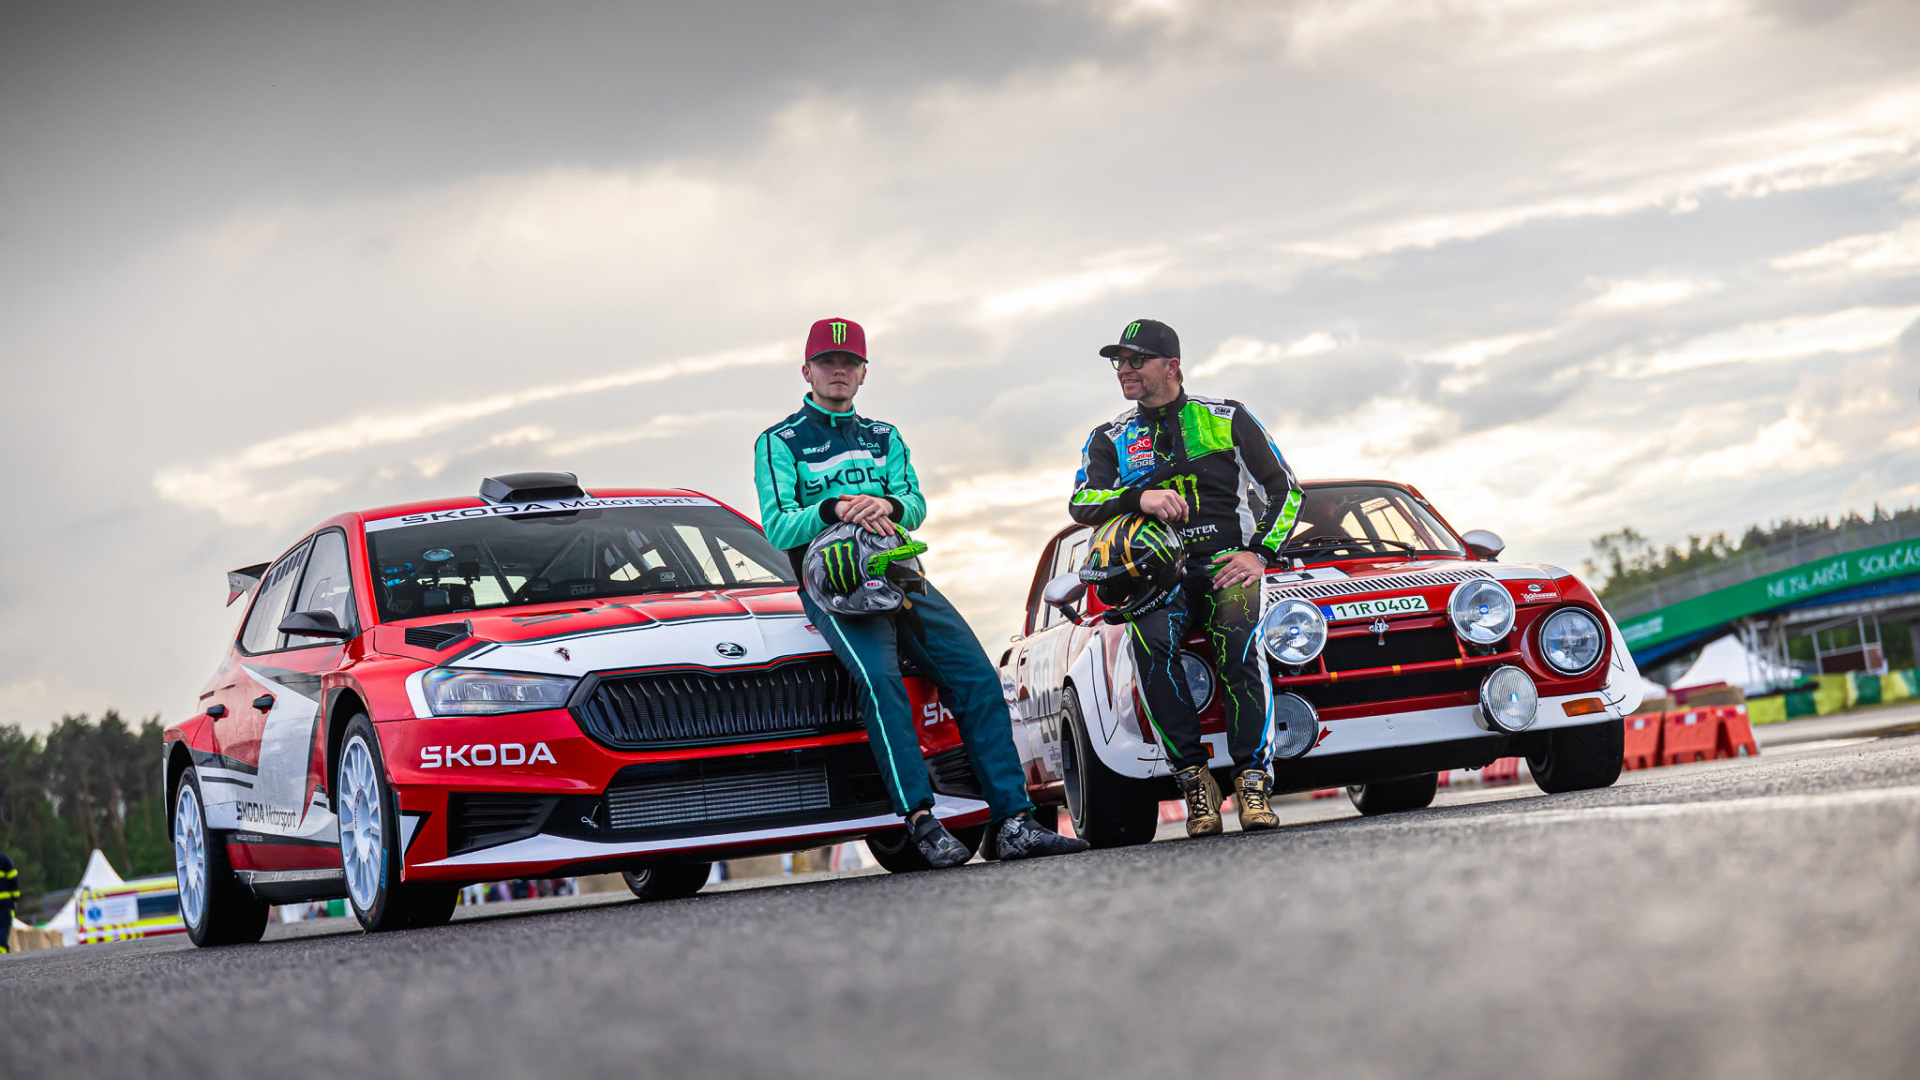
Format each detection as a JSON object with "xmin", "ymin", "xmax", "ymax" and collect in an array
[{"xmin": 3, "ymin": 0, "xmax": 1917, "ymax": 731}]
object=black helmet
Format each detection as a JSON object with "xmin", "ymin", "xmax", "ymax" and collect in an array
[
  {"xmin": 803, "ymin": 523, "xmax": 930, "ymax": 616},
  {"xmin": 1078, "ymin": 513, "xmax": 1185, "ymax": 623}
]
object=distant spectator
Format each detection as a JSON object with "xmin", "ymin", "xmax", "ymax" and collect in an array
[{"xmin": 0, "ymin": 850, "xmax": 16, "ymax": 952}]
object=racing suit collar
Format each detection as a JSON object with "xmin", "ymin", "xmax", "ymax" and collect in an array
[
  {"xmin": 1135, "ymin": 390, "xmax": 1189, "ymax": 424},
  {"xmin": 802, "ymin": 395, "xmax": 858, "ymax": 427}
]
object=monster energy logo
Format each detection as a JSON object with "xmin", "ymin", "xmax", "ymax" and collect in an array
[
  {"xmin": 1164, "ymin": 473, "xmax": 1200, "ymax": 508},
  {"xmin": 822, "ymin": 540, "xmax": 861, "ymax": 593},
  {"xmin": 1124, "ymin": 322, "xmax": 1142, "ymax": 340},
  {"xmin": 830, "ymin": 321, "xmax": 849, "ymax": 344}
]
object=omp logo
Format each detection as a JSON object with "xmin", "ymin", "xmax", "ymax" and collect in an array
[
  {"xmin": 830, "ymin": 321, "xmax": 849, "ymax": 344},
  {"xmin": 420, "ymin": 743, "xmax": 557, "ymax": 768}
]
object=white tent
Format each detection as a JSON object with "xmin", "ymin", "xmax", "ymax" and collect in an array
[
  {"xmin": 43, "ymin": 848, "xmax": 126, "ymax": 946},
  {"xmin": 1672, "ymin": 634, "xmax": 1797, "ymax": 696}
]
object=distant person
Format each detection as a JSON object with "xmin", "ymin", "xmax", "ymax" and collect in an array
[
  {"xmin": 1069, "ymin": 318, "xmax": 1303, "ymax": 837},
  {"xmin": 753, "ymin": 317, "xmax": 1087, "ymax": 866},
  {"xmin": 0, "ymin": 849, "xmax": 18, "ymax": 952}
]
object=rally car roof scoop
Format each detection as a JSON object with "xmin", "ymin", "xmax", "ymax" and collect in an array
[
  {"xmin": 479, "ymin": 471, "xmax": 587, "ymax": 504},
  {"xmin": 226, "ymin": 562, "xmax": 270, "ymax": 607}
]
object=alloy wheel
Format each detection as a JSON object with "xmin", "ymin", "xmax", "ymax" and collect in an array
[
  {"xmin": 174, "ymin": 782, "xmax": 209, "ymax": 929},
  {"xmin": 338, "ymin": 735, "xmax": 385, "ymax": 913}
]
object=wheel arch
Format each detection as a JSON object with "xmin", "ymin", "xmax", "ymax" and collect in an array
[
  {"xmin": 324, "ymin": 685, "xmax": 370, "ymax": 790},
  {"xmin": 165, "ymin": 740, "xmax": 196, "ymax": 811}
]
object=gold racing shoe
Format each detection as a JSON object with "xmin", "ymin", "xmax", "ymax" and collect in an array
[
  {"xmin": 1173, "ymin": 764, "xmax": 1223, "ymax": 837},
  {"xmin": 1235, "ymin": 768, "xmax": 1279, "ymax": 831}
]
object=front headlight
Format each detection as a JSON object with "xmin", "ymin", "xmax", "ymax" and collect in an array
[
  {"xmin": 423, "ymin": 669, "xmax": 579, "ymax": 716},
  {"xmin": 1259, "ymin": 599, "xmax": 1328, "ymax": 666},
  {"xmin": 1177, "ymin": 652, "xmax": 1216, "ymax": 710},
  {"xmin": 1448, "ymin": 580, "xmax": 1515, "ymax": 645},
  {"xmin": 1539, "ymin": 607, "xmax": 1604, "ymax": 674}
]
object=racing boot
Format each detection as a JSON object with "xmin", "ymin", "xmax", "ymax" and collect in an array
[
  {"xmin": 909, "ymin": 812, "xmax": 973, "ymax": 869},
  {"xmin": 1173, "ymin": 764, "xmax": 1223, "ymax": 838},
  {"xmin": 1235, "ymin": 768, "xmax": 1280, "ymax": 832},
  {"xmin": 981, "ymin": 810, "xmax": 1091, "ymax": 861}
]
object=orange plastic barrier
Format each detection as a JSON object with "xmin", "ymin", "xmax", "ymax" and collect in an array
[
  {"xmin": 1622, "ymin": 712, "xmax": 1663, "ymax": 770},
  {"xmin": 1715, "ymin": 704, "xmax": 1759, "ymax": 759},
  {"xmin": 1661, "ymin": 709, "xmax": 1717, "ymax": 766},
  {"xmin": 1481, "ymin": 757, "xmax": 1521, "ymax": 784}
]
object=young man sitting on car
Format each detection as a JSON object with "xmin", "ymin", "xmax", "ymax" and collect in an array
[
  {"xmin": 1069, "ymin": 318, "xmax": 1304, "ymax": 837},
  {"xmin": 752, "ymin": 317, "xmax": 1086, "ymax": 867}
]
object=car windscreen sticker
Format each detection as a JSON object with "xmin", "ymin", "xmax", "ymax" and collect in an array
[
  {"xmin": 364, "ymin": 495, "xmax": 718, "ymax": 532},
  {"xmin": 1320, "ymin": 595, "xmax": 1429, "ymax": 621}
]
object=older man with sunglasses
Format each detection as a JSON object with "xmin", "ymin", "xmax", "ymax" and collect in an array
[{"xmin": 1069, "ymin": 319, "xmax": 1304, "ymax": 837}]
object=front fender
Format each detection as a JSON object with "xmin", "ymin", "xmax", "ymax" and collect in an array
[{"xmin": 1066, "ymin": 629, "xmax": 1167, "ymax": 780}]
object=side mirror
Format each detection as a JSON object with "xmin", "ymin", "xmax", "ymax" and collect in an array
[
  {"xmin": 1461, "ymin": 529, "xmax": 1505, "ymax": 562},
  {"xmin": 1042, "ymin": 572, "xmax": 1087, "ymax": 622},
  {"xmin": 279, "ymin": 609, "xmax": 354, "ymax": 640}
]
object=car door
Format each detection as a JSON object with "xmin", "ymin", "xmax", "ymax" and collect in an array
[
  {"xmin": 217, "ymin": 531, "xmax": 356, "ymax": 843},
  {"xmin": 1017, "ymin": 528, "xmax": 1092, "ymax": 786}
]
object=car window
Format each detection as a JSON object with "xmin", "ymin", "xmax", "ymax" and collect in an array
[
  {"xmin": 1036, "ymin": 531, "xmax": 1091, "ymax": 632},
  {"xmin": 239, "ymin": 540, "xmax": 313, "ymax": 654},
  {"xmin": 285, "ymin": 531, "xmax": 356, "ymax": 647},
  {"xmin": 1286, "ymin": 485, "xmax": 1466, "ymax": 558}
]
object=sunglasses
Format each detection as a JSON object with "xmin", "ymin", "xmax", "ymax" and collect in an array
[{"xmin": 1108, "ymin": 352, "xmax": 1162, "ymax": 370}]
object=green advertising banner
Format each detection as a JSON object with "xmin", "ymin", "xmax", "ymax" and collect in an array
[{"xmin": 1618, "ymin": 535, "xmax": 1920, "ymax": 655}]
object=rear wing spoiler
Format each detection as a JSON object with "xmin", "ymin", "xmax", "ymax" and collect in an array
[{"xmin": 227, "ymin": 562, "xmax": 270, "ymax": 606}]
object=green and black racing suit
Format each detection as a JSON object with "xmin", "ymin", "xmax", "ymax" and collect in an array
[{"xmin": 1069, "ymin": 392, "xmax": 1303, "ymax": 773}]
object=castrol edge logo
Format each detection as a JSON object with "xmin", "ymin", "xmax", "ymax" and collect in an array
[{"xmin": 420, "ymin": 742, "xmax": 557, "ymax": 768}]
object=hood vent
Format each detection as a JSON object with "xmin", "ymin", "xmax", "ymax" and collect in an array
[
  {"xmin": 404, "ymin": 622, "xmax": 471, "ymax": 651},
  {"xmin": 1268, "ymin": 567, "xmax": 1493, "ymax": 603}
]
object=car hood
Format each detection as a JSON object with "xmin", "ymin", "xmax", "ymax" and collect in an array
[
  {"xmin": 408, "ymin": 588, "xmax": 826, "ymax": 678},
  {"xmin": 1262, "ymin": 556, "xmax": 1581, "ymax": 605}
]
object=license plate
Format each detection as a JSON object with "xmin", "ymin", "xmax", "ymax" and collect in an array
[{"xmin": 1320, "ymin": 595, "xmax": 1429, "ymax": 621}]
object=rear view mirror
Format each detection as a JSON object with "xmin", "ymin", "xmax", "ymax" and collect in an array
[
  {"xmin": 1043, "ymin": 572, "xmax": 1087, "ymax": 622},
  {"xmin": 1462, "ymin": 529, "xmax": 1505, "ymax": 561},
  {"xmin": 279, "ymin": 609, "xmax": 354, "ymax": 640}
]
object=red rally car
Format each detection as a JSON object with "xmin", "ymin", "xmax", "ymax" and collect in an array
[
  {"xmin": 165, "ymin": 473, "xmax": 988, "ymax": 945},
  {"xmin": 1000, "ymin": 479, "xmax": 1647, "ymax": 846}
]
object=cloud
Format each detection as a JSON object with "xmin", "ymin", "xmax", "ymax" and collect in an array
[
  {"xmin": 1581, "ymin": 276, "xmax": 1713, "ymax": 312},
  {"xmin": 152, "ymin": 346, "xmax": 786, "ymax": 526},
  {"xmin": 1189, "ymin": 332, "xmax": 1339, "ymax": 377}
]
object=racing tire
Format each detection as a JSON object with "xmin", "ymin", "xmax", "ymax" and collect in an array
[
  {"xmin": 1527, "ymin": 719, "xmax": 1625, "ymax": 794},
  {"xmin": 173, "ymin": 768, "xmax": 270, "ymax": 947},
  {"xmin": 1061, "ymin": 687, "xmax": 1160, "ymax": 848},
  {"xmin": 622, "ymin": 863, "xmax": 713, "ymax": 901},
  {"xmin": 336, "ymin": 714, "xmax": 442, "ymax": 933},
  {"xmin": 865, "ymin": 821, "xmax": 986, "ymax": 873},
  {"xmin": 1347, "ymin": 773, "xmax": 1439, "ymax": 816}
]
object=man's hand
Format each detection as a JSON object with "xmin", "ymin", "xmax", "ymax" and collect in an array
[
  {"xmin": 1138, "ymin": 489, "xmax": 1189, "ymax": 523},
  {"xmin": 1210, "ymin": 550, "xmax": 1266, "ymax": 591},
  {"xmin": 836, "ymin": 494, "xmax": 898, "ymax": 535}
]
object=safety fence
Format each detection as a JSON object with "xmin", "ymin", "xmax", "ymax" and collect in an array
[{"xmin": 1746, "ymin": 669, "xmax": 1919, "ymax": 724}]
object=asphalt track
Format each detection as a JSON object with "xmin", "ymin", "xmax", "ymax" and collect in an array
[{"xmin": 6, "ymin": 724, "xmax": 1920, "ymax": 1080}]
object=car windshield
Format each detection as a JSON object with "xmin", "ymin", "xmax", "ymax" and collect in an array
[
  {"xmin": 1283, "ymin": 484, "xmax": 1467, "ymax": 558},
  {"xmin": 364, "ymin": 503, "xmax": 794, "ymax": 622}
]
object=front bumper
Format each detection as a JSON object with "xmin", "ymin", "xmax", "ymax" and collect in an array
[{"xmin": 377, "ymin": 709, "xmax": 988, "ymax": 883}]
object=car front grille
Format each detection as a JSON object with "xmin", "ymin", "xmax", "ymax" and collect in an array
[
  {"xmin": 1297, "ymin": 668, "xmax": 1485, "ymax": 711},
  {"xmin": 1321, "ymin": 626, "xmax": 1462, "ymax": 672},
  {"xmin": 595, "ymin": 747, "xmax": 891, "ymax": 839},
  {"xmin": 573, "ymin": 658, "xmax": 863, "ymax": 749},
  {"xmin": 607, "ymin": 760, "xmax": 833, "ymax": 831}
]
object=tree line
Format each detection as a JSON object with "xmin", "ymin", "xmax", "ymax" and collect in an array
[
  {"xmin": 0, "ymin": 712, "xmax": 171, "ymax": 918},
  {"xmin": 1586, "ymin": 504, "xmax": 1920, "ymax": 600}
]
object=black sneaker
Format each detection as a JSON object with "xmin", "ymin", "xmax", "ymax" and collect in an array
[
  {"xmin": 910, "ymin": 813, "xmax": 972, "ymax": 869},
  {"xmin": 981, "ymin": 811, "xmax": 1091, "ymax": 861}
]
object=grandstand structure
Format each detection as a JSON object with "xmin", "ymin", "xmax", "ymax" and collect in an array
[{"xmin": 1607, "ymin": 516, "xmax": 1920, "ymax": 686}]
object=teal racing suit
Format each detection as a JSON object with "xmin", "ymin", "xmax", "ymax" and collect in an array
[{"xmin": 753, "ymin": 397, "xmax": 1033, "ymax": 821}]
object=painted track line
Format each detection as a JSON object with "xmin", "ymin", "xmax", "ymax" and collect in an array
[{"xmin": 1382, "ymin": 784, "xmax": 1920, "ymax": 831}]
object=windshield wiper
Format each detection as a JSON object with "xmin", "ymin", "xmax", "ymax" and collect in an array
[{"xmin": 1284, "ymin": 536, "xmax": 1417, "ymax": 555}]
